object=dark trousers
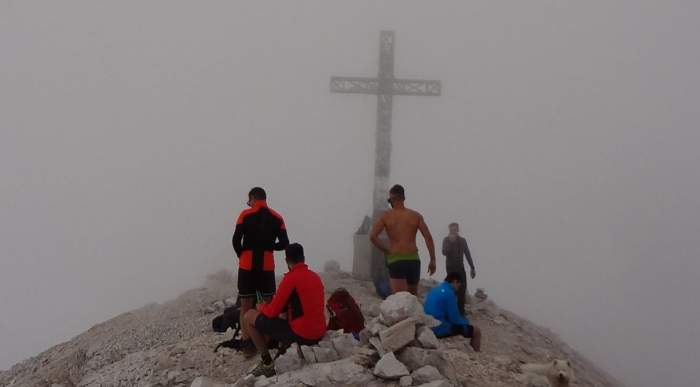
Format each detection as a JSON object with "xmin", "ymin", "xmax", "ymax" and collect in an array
[{"xmin": 448, "ymin": 266, "xmax": 468, "ymax": 315}]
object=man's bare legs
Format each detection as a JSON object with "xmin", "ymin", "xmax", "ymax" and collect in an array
[
  {"xmin": 239, "ymin": 297, "xmax": 255, "ymax": 340},
  {"xmin": 470, "ymin": 325, "xmax": 482, "ymax": 352},
  {"xmin": 242, "ymin": 309, "xmax": 269, "ymax": 356},
  {"xmin": 390, "ymin": 278, "xmax": 409, "ymax": 294}
]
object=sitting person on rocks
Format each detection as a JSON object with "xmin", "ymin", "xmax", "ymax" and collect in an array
[
  {"xmin": 242, "ymin": 243, "xmax": 327, "ymax": 377},
  {"xmin": 424, "ymin": 272, "xmax": 482, "ymax": 351}
]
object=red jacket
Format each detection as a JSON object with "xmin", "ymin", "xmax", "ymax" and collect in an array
[{"xmin": 259, "ymin": 263, "xmax": 326, "ymax": 340}]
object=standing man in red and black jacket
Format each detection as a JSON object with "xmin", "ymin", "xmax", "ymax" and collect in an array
[{"xmin": 233, "ymin": 187, "xmax": 289, "ymax": 354}]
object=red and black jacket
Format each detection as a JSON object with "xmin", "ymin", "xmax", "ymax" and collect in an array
[
  {"xmin": 232, "ymin": 201, "xmax": 289, "ymax": 271},
  {"xmin": 259, "ymin": 263, "xmax": 327, "ymax": 340}
]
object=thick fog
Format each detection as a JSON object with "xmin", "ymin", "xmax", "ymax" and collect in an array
[{"xmin": 2, "ymin": 1, "xmax": 699, "ymax": 386}]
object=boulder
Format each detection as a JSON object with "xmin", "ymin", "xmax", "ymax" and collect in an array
[
  {"xmin": 415, "ymin": 381, "xmax": 451, "ymax": 387},
  {"xmin": 379, "ymin": 318, "xmax": 416, "ymax": 352},
  {"xmin": 275, "ymin": 358, "xmax": 375, "ymax": 386},
  {"xmin": 300, "ymin": 345, "xmax": 316, "ymax": 363},
  {"xmin": 312, "ymin": 346, "xmax": 339, "ymax": 363},
  {"xmin": 351, "ymin": 346, "xmax": 378, "ymax": 367},
  {"xmin": 253, "ymin": 376, "xmax": 272, "ymax": 387},
  {"xmin": 369, "ymin": 336, "xmax": 387, "ymax": 356},
  {"xmin": 373, "ymin": 352, "xmax": 410, "ymax": 379},
  {"xmin": 274, "ymin": 343, "xmax": 303, "ymax": 374},
  {"xmin": 416, "ymin": 326, "xmax": 441, "ymax": 349},
  {"xmin": 368, "ymin": 321, "xmax": 388, "ymax": 336},
  {"xmin": 411, "ymin": 365, "xmax": 444, "ymax": 384},
  {"xmin": 379, "ymin": 292, "xmax": 424, "ymax": 326},
  {"xmin": 190, "ymin": 377, "xmax": 227, "ymax": 387},
  {"xmin": 397, "ymin": 347, "xmax": 432, "ymax": 371},
  {"xmin": 399, "ymin": 375, "xmax": 413, "ymax": 387},
  {"xmin": 368, "ymin": 303, "xmax": 381, "ymax": 317},
  {"xmin": 324, "ymin": 260, "xmax": 341, "ymax": 273},
  {"xmin": 359, "ymin": 328, "xmax": 372, "ymax": 345},
  {"xmin": 331, "ymin": 333, "xmax": 359, "ymax": 359}
]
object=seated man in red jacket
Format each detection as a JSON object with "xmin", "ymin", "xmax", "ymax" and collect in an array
[{"xmin": 242, "ymin": 242, "xmax": 327, "ymax": 377}]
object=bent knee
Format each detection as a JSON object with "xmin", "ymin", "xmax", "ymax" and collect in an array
[{"xmin": 243, "ymin": 309, "xmax": 260, "ymax": 324}]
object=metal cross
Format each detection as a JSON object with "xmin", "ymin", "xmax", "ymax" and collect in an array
[{"xmin": 331, "ymin": 31, "xmax": 441, "ymax": 219}]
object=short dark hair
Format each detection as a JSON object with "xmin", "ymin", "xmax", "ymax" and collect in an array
[
  {"xmin": 449, "ymin": 222, "xmax": 459, "ymax": 228},
  {"xmin": 248, "ymin": 187, "xmax": 266, "ymax": 200},
  {"xmin": 285, "ymin": 243, "xmax": 305, "ymax": 264},
  {"xmin": 445, "ymin": 272, "xmax": 463, "ymax": 284},
  {"xmin": 389, "ymin": 184, "xmax": 405, "ymax": 200}
]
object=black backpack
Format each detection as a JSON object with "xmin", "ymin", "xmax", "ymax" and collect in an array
[{"xmin": 211, "ymin": 297, "xmax": 248, "ymax": 352}]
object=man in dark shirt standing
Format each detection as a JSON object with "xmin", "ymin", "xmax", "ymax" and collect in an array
[
  {"xmin": 232, "ymin": 187, "xmax": 289, "ymax": 354},
  {"xmin": 442, "ymin": 222, "xmax": 476, "ymax": 315}
]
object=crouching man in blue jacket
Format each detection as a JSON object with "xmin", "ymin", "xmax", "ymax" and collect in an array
[{"xmin": 424, "ymin": 272, "xmax": 482, "ymax": 351}]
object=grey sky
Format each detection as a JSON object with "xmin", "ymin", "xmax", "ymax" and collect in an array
[{"xmin": 1, "ymin": 1, "xmax": 699, "ymax": 386}]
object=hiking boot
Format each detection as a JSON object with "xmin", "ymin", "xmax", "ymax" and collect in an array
[{"xmin": 250, "ymin": 360, "xmax": 276, "ymax": 377}]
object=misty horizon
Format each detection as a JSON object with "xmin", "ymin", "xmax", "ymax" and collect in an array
[{"xmin": 2, "ymin": 2, "xmax": 699, "ymax": 387}]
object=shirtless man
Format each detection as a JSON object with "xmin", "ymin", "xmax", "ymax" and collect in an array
[{"xmin": 370, "ymin": 184, "xmax": 436, "ymax": 295}]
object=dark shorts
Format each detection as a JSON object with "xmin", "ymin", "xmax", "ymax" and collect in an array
[
  {"xmin": 238, "ymin": 269, "xmax": 276, "ymax": 298},
  {"xmin": 388, "ymin": 260, "xmax": 421, "ymax": 285},
  {"xmin": 254, "ymin": 314, "xmax": 319, "ymax": 346},
  {"xmin": 450, "ymin": 324, "xmax": 474, "ymax": 338}
]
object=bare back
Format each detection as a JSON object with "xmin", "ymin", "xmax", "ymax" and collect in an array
[{"xmin": 382, "ymin": 208, "xmax": 422, "ymax": 254}]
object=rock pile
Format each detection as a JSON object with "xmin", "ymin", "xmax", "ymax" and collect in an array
[{"xmin": 212, "ymin": 292, "xmax": 459, "ymax": 387}]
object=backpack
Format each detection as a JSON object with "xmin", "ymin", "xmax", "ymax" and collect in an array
[{"xmin": 326, "ymin": 288, "xmax": 365, "ymax": 334}]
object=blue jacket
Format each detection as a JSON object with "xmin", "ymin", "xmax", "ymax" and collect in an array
[{"xmin": 424, "ymin": 281, "xmax": 470, "ymax": 337}]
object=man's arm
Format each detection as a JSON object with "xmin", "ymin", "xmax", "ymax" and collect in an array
[
  {"xmin": 445, "ymin": 289, "xmax": 470, "ymax": 327},
  {"xmin": 462, "ymin": 238, "xmax": 476, "ymax": 278},
  {"xmin": 369, "ymin": 216, "xmax": 389, "ymax": 255},
  {"xmin": 232, "ymin": 223, "xmax": 244, "ymax": 257},
  {"xmin": 259, "ymin": 274, "xmax": 293, "ymax": 317},
  {"xmin": 441, "ymin": 237, "xmax": 450, "ymax": 257},
  {"xmin": 417, "ymin": 214, "xmax": 436, "ymax": 275},
  {"xmin": 274, "ymin": 218, "xmax": 289, "ymax": 251}
]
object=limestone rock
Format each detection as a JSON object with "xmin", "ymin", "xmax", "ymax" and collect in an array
[
  {"xmin": 373, "ymin": 352, "xmax": 410, "ymax": 379},
  {"xmin": 190, "ymin": 376, "xmax": 227, "ymax": 387},
  {"xmin": 300, "ymin": 345, "xmax": 316, "ymax": 363},
  {"xmin": 351, "ymin": 346, "xmax": 378, "ymax": 367},
  {"xmin": 312, "ymin": 346, "xmax": 338, "ymax": 363},
  {"xmin": 379, "ymin": 292, "xmax": 424, "ymax": 326},
  {"xmin": 397, "ymin": 346, "xmax": 432, "ymax": 371},
  {"xmin": 369, "ymin": 336, "xmax": 387, "ymax": 356},
  {"xmin": 254, "ymin": 376, "xmax": 272, "ymax": 387},
  {"xmin": 419, "ymin": 314, "xmax": 442, "ymax": 329},
  {"xmin": 275, "ymin": 343, "xmax": 303, "ymax": 374},
  {"xmin": 416, "ymin": 326, "xmax": 441, "ymax": 349},
  {"xmin": 411, "ymin": 365, "xmax": 444, "ymax": 384},
  {"xmin": 331, "ymin": 333, "xmax": 359, "ymax": 358},
  {"xmin": 368, "ymin": 321, "xmax": 388, "ymax": 336},
  {"xmin": 368, "ymin": 303, "xmax": 381, "ymax": 317},
  {"xmin": 415, "ymin": 381, "xmax": 451, "ymax": 387},
  {"xmin": 379, "ymin": 318, "xmax": 416, "ymax": 352},
  {"xmin": 359, "ymin": 328, "xmax": 373, "ymax": 345}
]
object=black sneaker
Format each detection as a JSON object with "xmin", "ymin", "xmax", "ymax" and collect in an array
[{"xmin": 250, "ymin": 360, "xmax": 276, "ymax": 377}]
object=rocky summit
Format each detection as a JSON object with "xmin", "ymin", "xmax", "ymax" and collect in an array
[{"xmin": 0, "ymin": 268, "xmax": 623, "ymax": 387}]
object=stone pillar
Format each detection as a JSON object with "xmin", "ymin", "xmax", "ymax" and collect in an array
[{"xmin": 352, "ymin": 233, "xmax": 372, "ymax": 280}]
